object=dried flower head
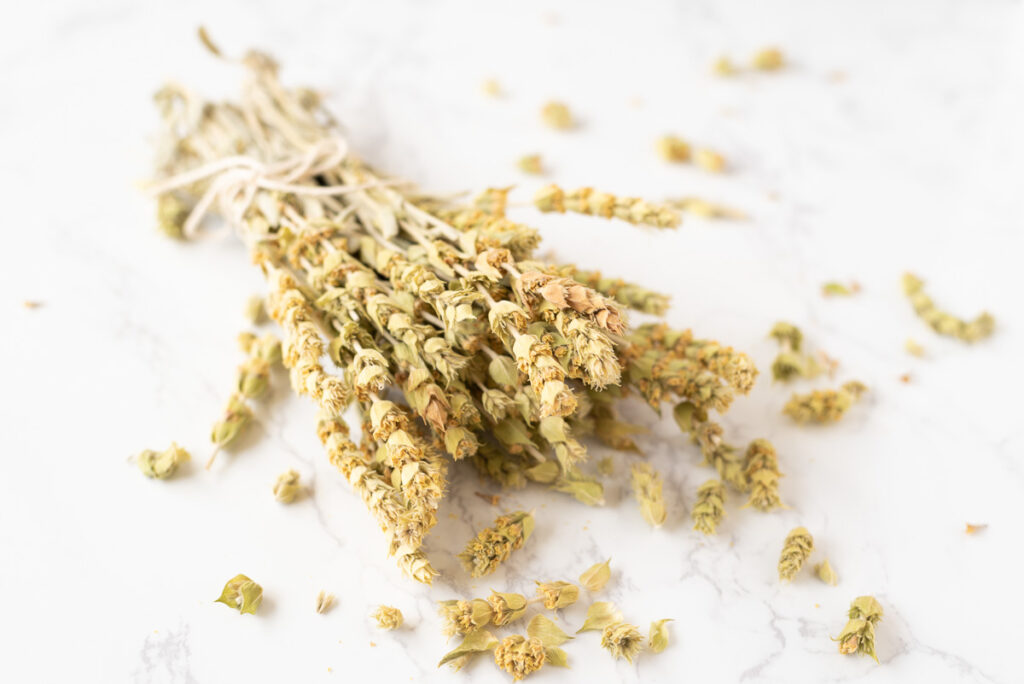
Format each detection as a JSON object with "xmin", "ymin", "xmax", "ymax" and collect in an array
[
  {"xmin": 458, "ymin": 511, "xmax": 534, "ymax": 577},
  {"xmin": 902, "ymin": 272, "xmax": 994, "ymax": 343},
  {"xmin": 214, "ymin": 574, "xmax": 263, "ymax": 615},
  {"xmin": 372, "ymin": 605, "xmax": 404, "ymax": 630},
  {"xmin": 272, "ymin": 469, "xmax": 302, "ymax": 503},
  {"xmin": 783, "ymin": 381, "xmax": 867, "ymax": 424},
  {"xmin": 536, "ymin": 581, "xmax": 580, "ymax": 610},
  {"xmin": 836, "ymin": 596, "xmax": 883, "ymax": 662},
  {"xmin": 752, "ymin": 47, "xmax": 785, "ymax": 71},
  {"xmin": 815, "ymin": 560, "xmax": 838, "ymax": 586},
  {"xmin": 656, "ymin": 135, "xmax": 691, "ymax": 163},
  {"xmin": 579, "ymin": 559, "xmax": 612, "ymax": 592},
  {"xmin": 694, "ymin": 148, "xmax": 726, "ymax": 173},
  {"xmin": 630, "ymin": 462, "xmax": 667, "ymax": 527},
  {"xmin": 137, "ymin": 442, "xmax": 190, "ymax": 479},
  {"xmin": 541, "ymin": 101, "xmax": 574, "ymax": 130},
  {"xmin": 494, "ymin": 635, "xmax": 547, "ymax": 680},
  {"xmin": 601, "ymin": 622, "xmax": 645, "ymax": 663},
  {"xmin": 778, "ymin": 526, "xmax": 814, "ymax": 581},
  {"xmin": 518, "ymin": 154, "xmax": 543, "ymax": 175},
  {"xmin": 691, "ymin": 479, "xmax": 725, "ymax": 534},
  {"xmin": 439, "ymin": 599, "xmax": 494, "ymax": 638},
  {"xmin": 742, "ymin": 439, "xmax": 783, "ymax": 511},
  {"xmin": 315, "ymin": 590, "xmax": 335, "ymax": 614},
  {"xmin": 487, "ymin": 591, "xmax": 528, "ymax": 626}
]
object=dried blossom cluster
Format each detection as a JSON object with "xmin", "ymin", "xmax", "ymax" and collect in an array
[
  {"xmin": 150, "ymin": 47, "xmax": 762, "ymax": 585},
  {"xmin": 778, "ymin": 526, "xmax": 815, "ymax": 581},
  {"xmin": 837, "ymin": 596, "xmax": 883, "ymax": 662}
]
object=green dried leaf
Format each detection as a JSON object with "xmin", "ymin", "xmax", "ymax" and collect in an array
[
  {"xmin": 579, "ymin": 559, "xmax": 612, "ymax": 592},
  {"xmin": 577, "ymin": 602, "xmax": 623, "ymax": 633},
  {"xmin": 544, "ymin": 647, "xmax": 569, "ymax": 668},
  {"xmin": 214, "ymin": 574, "xmax": 263, "ymax": 615},
  {"xmin": 527, "ymin": 614, "xmax": 572, "ymax": 647},
  {"xmin": 524, "ymin": 460, "xmax": 559, "ymax": 484},
  {"xmin": 648, "ymin": 618, "xmax": 673, "ymax": 653},
  {"xmin": 815, "ymin": 560, "xmax": 838, "ymax": 586},
  {"xmin": 438, "ymin": 629, "xmax": 499, "ymax": 668}
]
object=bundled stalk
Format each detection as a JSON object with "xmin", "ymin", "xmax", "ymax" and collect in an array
[{"xmin": 148, "ymin": 44, "xmax": 758, "ymax": 584}]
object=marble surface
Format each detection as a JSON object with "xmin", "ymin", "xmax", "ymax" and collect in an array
[{"xmin": 2, "ymin": 1, "xmax": 1023, "ymax": 682}]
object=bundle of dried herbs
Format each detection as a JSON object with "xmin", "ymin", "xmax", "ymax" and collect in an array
[{"xmin": 147, "ymin": 42, "xmax": 764, "ymax": 588}]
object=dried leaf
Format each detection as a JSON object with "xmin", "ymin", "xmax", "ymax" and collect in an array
[
  {"xmin": 215, "ymin": 574, "xmax": 262, "ymax": 615},
  {"xmin": 544, "ymin": 646, "xmax": 569, "ymax": 668},
  {"xmin": 527, "ymin": 614, "xmax": 572, "ymax": 647},
  {"xmin": 437, "ymin": 629, "xmax": 499, "ymax": 668},
  {"xmin": 579, "ymin": 559, "xmax": 612, "ymax": 592},
  {"xmin": 577, "ymin": 602, "xmax": 623, "ymax": 633},
  {"xmin": 648, "ymin": 618, "xmax": 673, "ymax": 653}
]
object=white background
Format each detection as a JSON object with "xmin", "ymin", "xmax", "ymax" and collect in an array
[{"xmin": 2, "ymin": 1, "xmax": 1023, "ymax": 682}]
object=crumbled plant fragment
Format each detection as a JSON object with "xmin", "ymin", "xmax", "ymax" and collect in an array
[
  {"xmin": 137, "ymin": 442, "xmax": 191, "ymax": 479},
  {"xmin": 518, "ymin": 154, "xmax": 543, "ymax": 175},
  {"xmin": 742, "ymin": 439, "xmax": 783, "ymax": 511},
  {"xmin": 778, "ymin": 526, "xmax": 814, "ymax": 581},
  {"xmin": 597, "ymin": 457, "xmax": 614, "ymax": 476},
  {"xmin": 438, "ymin": 629, "xmax": 499, "ymax": 670},
  {"xmin": 458, "ymin": 511, "xmax": 534, "ymax": 577},
  {"xmin": 494, "ymin": 634, "xmax": 547, "ymax": 680},
  {"xmin": 244, "ymin": 295, "xmax": 267, "ymax": 324},
  {"xmin": 965, "ymin": 523, "xmax": 987, "ymax": 535},
  {"xmin": 905, "ymin": 338, "xmax": 925, "ymax": 357},
  {"xmin": 273, "ymin": 469, "xmax": 302, "ymax": 503},
  {"xmin": 481, "ymin": 78, "xmax": 501, "ymax": 97},
  {"xmin": 815, "ymin": 560, "xmax": 838, "ymax": 585},
  {"xmin": 214, "ymin": 574, "xmax": 263, "ymax": 615},
  {"xmin": 836, "ymin": 596, "xmax": 883, "ymax": 662},
  {"xmin": 630, "ymin": 462, "xmax": 667, "ymax": 527},
  {"xmin": 601, "ymin": 622, "xmax": 645, "ymax": 663},
  {"xmin": 541, "ymin": 101, "xmax": 574, "ymax": 130},
  {"xmin": 534, "ymin": 184, "xmax": 680, "ymax": 228},
  {"xmin": 752, "ymin": 47, "xmax": 785, "ymax": 70},
  {"xmin": 694, "ymin": 148, "xmax": 726, "ymax": 173},
  {"xmin": 669, "ymin": 197, "xmax": 747, "ymax": 220},
  {"xmin": 648, "ymin": 618, "xmax": 673, "ymax": 653},
  {"xmin": 536, "ymin": 581, "xmax": 580, "ymax": 610},
  {"xmin": 902, "ymin": 272, "xmax": 995, "ymax": 342},
  {"xmin": 372, "ymin": 605, "xmax": 404, "ymax": 630},
  {"xmin": 315, "ymin": 590, "xmax": 335, "ymax": 614},
  {"xmin": 475, "ymin": 491, "xmax": 501, "ymax": 506},
  {"xmin": 713, "ymin": 56, "xmax": 736, "ymax": 76},
  {"xmin": 769, "ymin": 321, "xmax": 823, "ymax": 382},
  {"xmin": 822, "ymin": 281, "xmax": 859, "ymax": 297},
  {"xmin": 579, "ymin": 559, "xmax": 611, "ymax": 592},
  {"xmin": 691, "ymin": 479, "xmax": 725, "ymax": 534},
  {"xmin": 656, "ymin": 135, "xmax": 691, "ymax": 162},
  {"xmin": 23, "ymin": 300, "xmax": 42, "ymax": 309},
  {"xmin": 578, "ymin": 601, "xmax": 623, "ymax": 633},
  {"xmin": 783, "ymin": 381, "xmax": 867, "ymax": 424}
]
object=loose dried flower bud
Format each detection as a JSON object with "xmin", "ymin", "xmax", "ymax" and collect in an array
[
  {"xmin": 648, "ymin": 618, "xmax": 673, "ymax": 653},
  {"xmin": 438, "ymin": 629, "xmax": 499, "ymax": 670},
  {"xmin": 783, "ymin": 381, "xmax": 867, "ymax": 424},
  {"xmin": 541, "ymin": 101, "xmax": 574, "ymax": 130},
  {"xmin": 694, "ymin": 148, "xmax": 726, "ymax": 173},
  {"xmin": 601, "ymin": 622, "xmax": 645, "ymax": 663},
  {"xmin": 315, "ymin": 590, "xmax": 335, "ymax": 614},
  {"xmin": 578, "ymin": 601, "xmax": 623, "ymax": 633},
  {"xmin": 536, "ymin": 581, "xmax": 580, "ymax": 610},
  {"xmin": 244, "ymin": 295, "xmax": 267, "ymax": 324},
  {"xmin": 211, "ymin": 393, "xmax": 253, "ymax": 449},
  {"xmin": 439, "ymin": 598, "xmax": 494, "ymax": 638},
  {"xmin": 156, "ymin": 193, "xmax": 189, "ymax": 239},
  {"xmin": 752, "ymin": 47, "xmax": 785, "ymax": 71},
  {"xmin": 137, "ymin": 442, "xmax": 191, "ymax": 479},
  {"xmin": 488, "ymin": 591, "xmax": 528, "ymax": 626},
  {"xmin": 237, "ymin": 357, "xmax": 271, "ymax": 398},
  {"xmin": 579, "ymin": 559, "xmax": 611, "ymax": 592},
  {"xmin": 372, "ymin": 605, "xmax": 404, "ymax": 630},
  {"xmin": 630, "ymin": 462, "xmax": 667, "ymax": 527},
  {"xmin": 836, "ymin": 596, "xmax": 883, "ymax": 662},
  {"xmin": 815, "ymin": 560, "xmax": 838, "ymax": 586},
  {"xmin": 691, "ymin": 479, "xmax": 725, "ymax": 534},
  {"xmin": 458, "ymin": 511, "xmax": 535, "ymax": 577},
  {"xmin": 518, "ymin": 154, "xmax": 543, "ymax": 175},
  {"xmin": 713, "ymin": 56, "xmax": 736, "ymax": 76},
  {"xmin": 778, "ymin": 526, "xmax": 814, "ymax": 581},
  {"xmin": 494, "ymin": 634, "xmax": 547, "ymax": 680},
  {"xmin": 214, "ymin": 574, "xmax": 263, "ymax": 615},
  {"xmin": 272, "ymin": 469, "xmax": 302, "ymax": 503},
  {"xmin": 742, "ymin": 439, "xmax": 783, "ymax": 511},
  {"xmin": 656, "ymin": 135, "xmax": 691, "ymax": 163},
  {"xmin": 902, "ymin": 272, "xmax": 995, "ymax": 343}
]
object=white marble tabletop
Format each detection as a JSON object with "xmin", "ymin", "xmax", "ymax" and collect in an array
[{"xmin": 3, "ymin": 0, "xmax": 1023, "ymax": 682}]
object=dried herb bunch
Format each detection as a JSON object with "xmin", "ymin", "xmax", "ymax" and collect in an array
[{"xmin": 149, "ymin": 44, "xmax": 758, "ymax": 584}]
